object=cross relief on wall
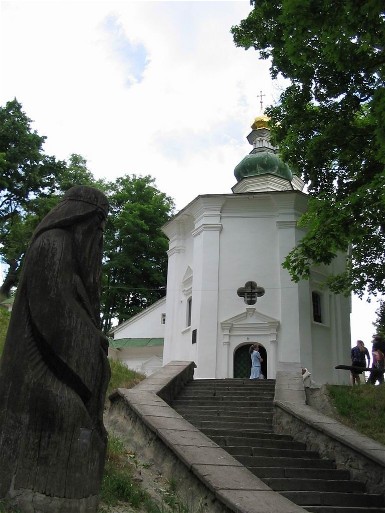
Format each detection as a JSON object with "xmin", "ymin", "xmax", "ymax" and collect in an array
[{"xmin": 237, "ymin": 280, "xmax": 265, "ymax": 305}]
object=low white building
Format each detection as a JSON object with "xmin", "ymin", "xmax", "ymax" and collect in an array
[
  {"xmin": 112, "ymin": 116, "xmax": 351, "ymax": 383},
  {"xmin": 108, "ymin": 298, "xmax": 165, "ymax": 376}
]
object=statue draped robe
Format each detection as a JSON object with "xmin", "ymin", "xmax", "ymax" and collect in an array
[{"xmin": 0, "ymin": 226, "xmax": 110, "ymax": 511}]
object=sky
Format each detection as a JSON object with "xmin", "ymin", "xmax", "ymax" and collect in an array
[{"xmin": 0, "ymin": 0, "xmax": 381, "ymax": 347}]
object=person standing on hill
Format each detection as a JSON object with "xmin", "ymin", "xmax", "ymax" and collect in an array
[
  {"xmin": 367, "ymin": 335, "xmax": 385, "ymax": 385},
  {"xmin": 350, "ymin": 340, "xmax": 370, "ymax": 385}
]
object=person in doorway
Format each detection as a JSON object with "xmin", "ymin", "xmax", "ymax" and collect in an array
[
  {"xmin": 367, "ymin": 335, "xmax": 385, "ymax": 385},
  {"xmin": 249, "ymin": 343, "xmax": 263, "ymax": 380},
  {"xmin": 350, "ymin": 340, "xmax": 370, "ymax": 385}
]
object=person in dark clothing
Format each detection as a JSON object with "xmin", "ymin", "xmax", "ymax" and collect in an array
[
  {"xmin": 367, "ymin": 335, "xmax": 385, "ymax": 385},
  {"xmin": 350, "ymin": 340, "xmax": 370, "ymax": 385}
]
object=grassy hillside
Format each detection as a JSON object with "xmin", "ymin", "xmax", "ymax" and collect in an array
[
  {"xmin": 327, "ymin": 384, "xmax": 385, "ymax": 445},
  {"xmin": 0, "ymin": 308, "xmax": 10, "ymax": 357}
]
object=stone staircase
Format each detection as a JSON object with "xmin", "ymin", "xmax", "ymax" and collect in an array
[{"xmin": 171, "ymin": 378, "xmax": 385, "ymax": 513}]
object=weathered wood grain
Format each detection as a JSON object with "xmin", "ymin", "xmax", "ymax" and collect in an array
[{"xmin": 0, "ymin": 186, "xmax": 110, "ymax": 512}]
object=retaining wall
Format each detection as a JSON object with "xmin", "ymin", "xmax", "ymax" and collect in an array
[{"xmin": 274, "ymin": 371, "xmax": 385, "ymax": 496}]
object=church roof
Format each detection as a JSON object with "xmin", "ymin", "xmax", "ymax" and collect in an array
[
  {"xmin": 110, "ymin": 337, "xmax": 164, "ymax": 349},
  {"xmin": 233, "ymin": 114, "xmax": 300, "ymax": 190},
  {"xmin": 234, "ymin": 152, "xmax": 292, "ymax": 182},
  {"xmin": 251, "ymin": 115, "xmax": 270, "ymax": 130}
]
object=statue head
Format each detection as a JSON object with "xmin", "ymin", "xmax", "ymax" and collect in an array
[
  {"xmin": 32, "ymin": 186, "xmax": 109, "ymax": 239},
  {"xmin": 31, "ymin": 186, "xmax": 109, "ymax": 318}
]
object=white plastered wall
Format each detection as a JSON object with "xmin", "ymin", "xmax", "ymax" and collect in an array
[{"xmin": 162, "ymin": 191, "xmax": 351, "ymax": 384}]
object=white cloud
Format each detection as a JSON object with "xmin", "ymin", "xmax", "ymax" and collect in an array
[{"xmin": 1, "ymin": 1, "xmax": 273, "ymax": 208}]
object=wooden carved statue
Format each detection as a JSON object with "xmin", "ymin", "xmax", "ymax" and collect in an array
[{"xmin": 0, "ymin": 186, "xmax": 110, "ymax": 512}]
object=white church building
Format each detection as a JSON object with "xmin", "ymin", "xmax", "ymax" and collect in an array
[{"xmin": 110, "ymin": 116, "xmax": 351, "ymax": 384}]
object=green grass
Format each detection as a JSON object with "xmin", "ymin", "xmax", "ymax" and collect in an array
[
  {"xmin": 327, "ymin": 384, "xmax": 385, "ymax": 445},
  {"xmin": 100, "ymin": 435, "xmax": 150, "ymax": 509},
  {"xmin": 100, "ymin": 435, "xmax": 176, "ymax": 513},
  {"xmin": 0, "ymin": 308, "xmax": 10, "ymax": 357},
  {"xmin": 107, "ymin": 359, "xmax": 146, "ymax": 396},
  {"xmin": 0, "ymin": 500, "xmax": 20, "ymax": 512},
  {"xmin": 157, "ymin": 479, "xmax": 195, "ymax": 513}
]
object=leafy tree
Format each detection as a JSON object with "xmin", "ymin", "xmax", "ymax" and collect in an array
[
  {"xmin": 0, "ymin": 149, "xmax": 104, "ymax": 298},
  {"xmin": 0, "ymin": 100, "xmax": 175, "ymax": 331},
  {"xmin": 374, "ymin": 301, "xmax": 385, "ymax": 338},
  {"xmin": 101, "ymin": 175, "xmax": 174, "ymax": 333},
  {"xmin": 0, "ymin": 99, "xmax": 65, "ymax": 297},
  {"xmin": 0, "ymin": 99, "xmax": 65, "ymax": 224},
  {"xmin": 232, "ymin": 1, "xmax": 385, "ymax": 299}
]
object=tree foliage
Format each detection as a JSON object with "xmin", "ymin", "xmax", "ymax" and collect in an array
[
  {"xmin": 0, "ymin": 99, "xmax": 65, "ymax": 224},
  {"xmin": 374, "ymin": 301, "xmax": 385, "ymax": 338},
  {"xmin": 0, "ymin": 99, "xmax": 64, "ymax": 297},
  {"xmin": 101, "ymin": 175, "xmax": 174, "ymax": 333},
  {"xmin": 232, "ymin": 1, "xmax": 385, "ymax": 298},
  {"xmin": 0, "ymin": 149, "xmax": 105, "ymax": 297}
]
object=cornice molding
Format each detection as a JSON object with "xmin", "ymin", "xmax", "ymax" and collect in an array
[
  {"xmin": 192, "ymin": 223, "xmax": 223, "ymax": 238},
  {"xmin": 167, "ymin": 245, "xmax": 185, "ymax": 257},
  {"xmin": 276, "ymin": 220, "xmax": 297, "ymax": 229}
]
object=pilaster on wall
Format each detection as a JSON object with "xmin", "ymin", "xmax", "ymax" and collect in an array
[
  {"xmin": 273, "ymin": 193, "xmax": 311, "ymax": 368},
  {"xmin": 163, "ymin": 219, "xmax": 186, "ymax": 364},
  {"xmin": 190, "ymin": 198, "xmax": 225, "ymax": 378}
]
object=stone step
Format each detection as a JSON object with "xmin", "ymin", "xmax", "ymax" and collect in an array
[
  {"xmin": 174, "ymin": 406, "xmax": 275, "ymax": 414},
  {"xmin": 248, "ymin": 467, "xmax": 351, "ymax": 480},
  {"xmin": 281, "ymin": 491, "xmax": 385, "ymax": 507},
  {"xmin": 201, "ymin": 428, "xmax": 293, "ymax": 440},
  {"xmin": 183, "ymin": 389, "xmax": 275, "ymax": 395},
  {"xmin": 186, "ymin": 386, "xmax": 276, "ymax": 393},
  {"xmin": 172, "ymin": 398, "xmax": 273, "ymax": 407},
  {"xmin": 182, "ymin": 413, "xmax": 273, "ymax": 424},
  {"xmin": 182, "ymin": 408, "xmax": 273, "ymax": 418},
  {"xmin": 174, "ymin": 407, "xmax": 274, "ymax": 416},
  {"xmin": 226, "ymin": 446, "xmax": 320, "ymax": 459},
  {"xmin": 212, "ymin": 436, "xmax": 306, "ymax": 450},
  {"xmin": 305, "ymin": 507, "xmax": 385, "ymax": 513},
  {"xmin": 187, "ymin": 419, "xmax": 273, "ymax": 430},
  {"xmin": 235, "ymin": 456, "xmax": 335, "ymax": 469},
  {"xmin": 180, "ymin": 382, "xmax": 275, "ymax": 389},
  {"xmin": 176, "ymin": 391, "xmax": 275, "ymax": 399},
  {"xmin": 264, "ymin": 478, "xmax": 366, "ymax": 493},
  {"xmin": 190, "ymin": 379, "xmax": 276, "ymax": 385}
]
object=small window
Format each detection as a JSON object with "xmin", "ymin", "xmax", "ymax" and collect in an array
[
  {"xmin": 186, "ymin": 297, "xmax": 192, "ymax": 327},
  {"xmin": 192, "ymin": 329, "xmax": 197, "ymax": 344},
  {"xmin": 312, "ymin": 291, "xmax": 322, "ymax": 323},
  {"xmin": 161, "ymin": 313, "xmax": 166, "ymax": 325}
]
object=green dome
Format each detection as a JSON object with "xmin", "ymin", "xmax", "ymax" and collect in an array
[{"xmin": 234, "ymin": 152, "xmax": 293, "ymax": 182}]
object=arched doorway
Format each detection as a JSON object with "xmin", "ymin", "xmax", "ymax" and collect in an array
[{"xmin": 233, "ymin": 344, "xmax": 267, "ymax": 378}]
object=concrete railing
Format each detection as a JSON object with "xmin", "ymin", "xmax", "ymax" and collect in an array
[
  {"xmin": 107, "ymin": 362, "xmax": 307, "ymax": 513},
  {"xmin": 274, "ymin": 371, "xmax": 385, "ymax": 496}
]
